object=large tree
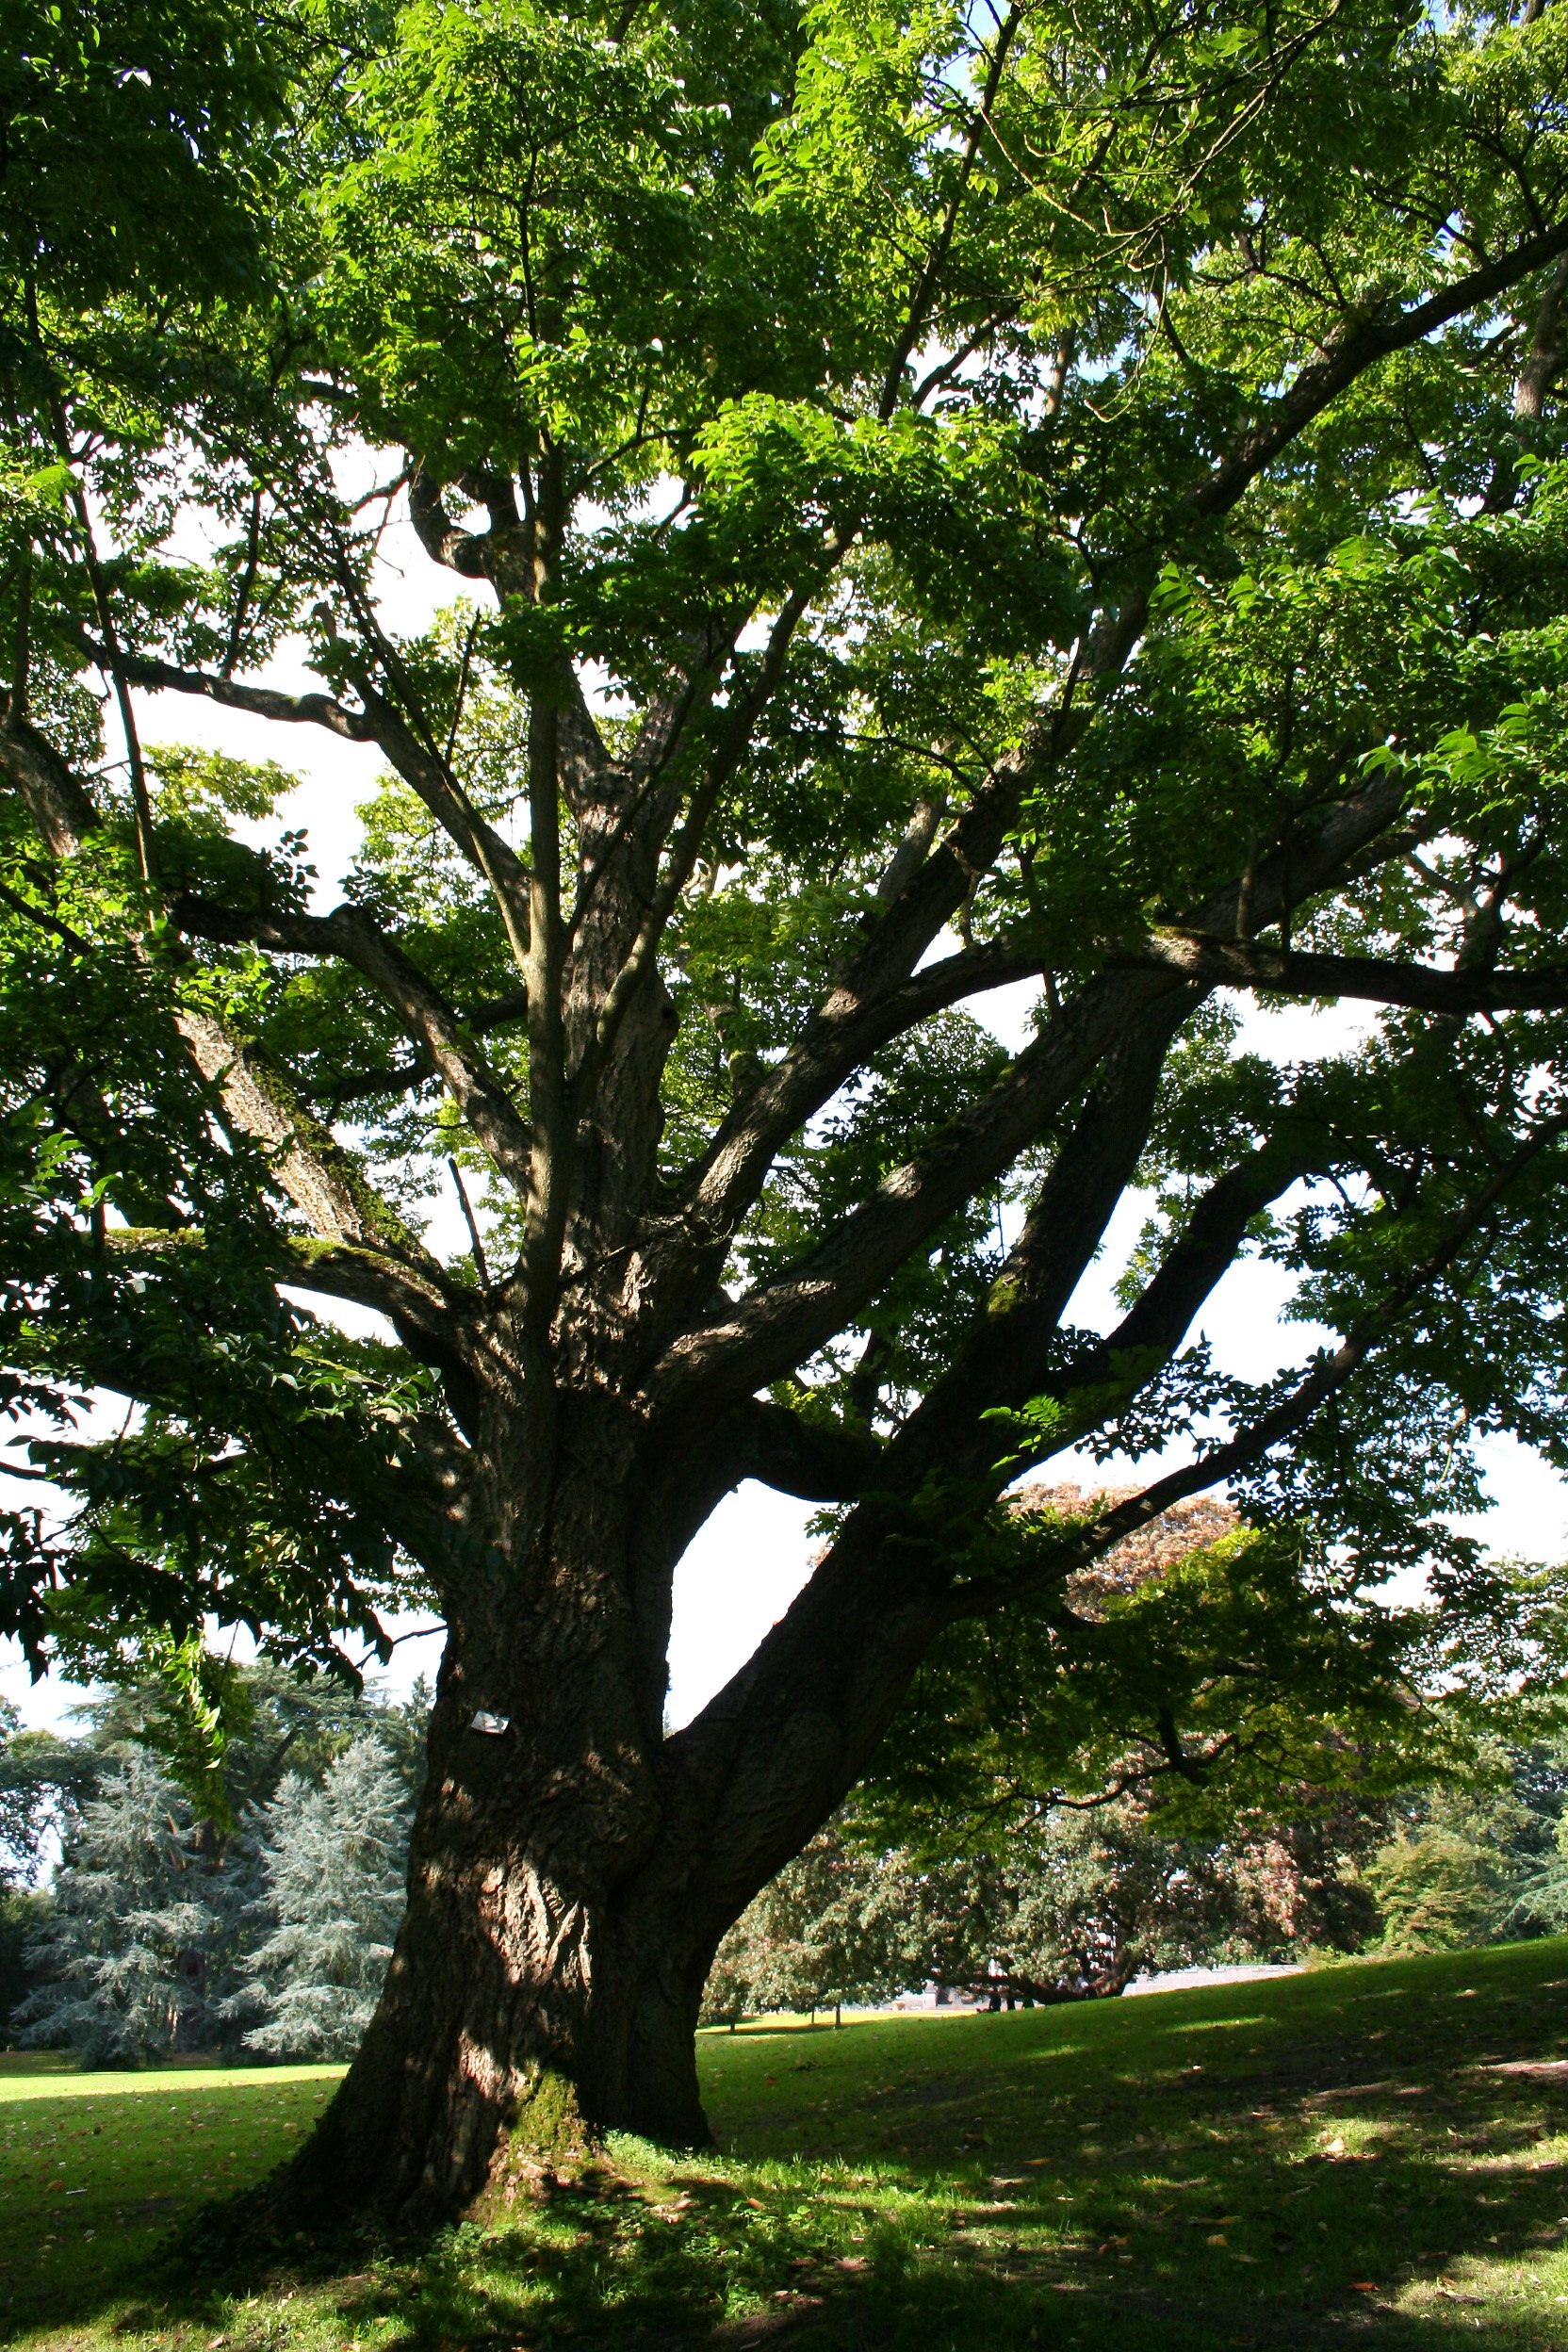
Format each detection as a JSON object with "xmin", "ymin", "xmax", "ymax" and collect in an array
[{"xmin": 6, "ymin": 0, "xmax": 1568, "ymax": 2228}]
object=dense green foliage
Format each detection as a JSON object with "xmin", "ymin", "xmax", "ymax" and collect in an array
[
  {"xmin": 704, "ymin": 1795, "xmax": 1380, "ymax": 2019},
  {"xmin": 710, "ymin": 1732, "xmax": 1568, "ymax": 2022},
  {"xmin": 226, "ymin": 1734, "xmax": 413, "ymax": 2061}
]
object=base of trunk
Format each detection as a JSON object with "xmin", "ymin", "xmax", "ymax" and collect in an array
[{"xmin": 252, "ymin": 1883, "xmax": 718, "ymax": 2238}]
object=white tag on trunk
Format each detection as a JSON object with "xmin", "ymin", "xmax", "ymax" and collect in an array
[{"xmin": 469, "ymin": 1709, "xmax": 511, "ymax": 1735}]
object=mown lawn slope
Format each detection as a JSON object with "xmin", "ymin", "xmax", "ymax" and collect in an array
[{"xmin": 6, "ymin": 1937, "xmax": 1568, "ymax": 2349}]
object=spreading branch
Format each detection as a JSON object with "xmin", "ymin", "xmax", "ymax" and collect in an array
[
  {"xmin": 955, "ymin": 1107, "xmax": 1568, "ymax": 1615},
  {"xmin": 78, "ymin": 634, "xmax": 537, "ymax": 965},
  {"xmin": 657, "ymin": 775, "xmax": 1411, "ymax": 1419},
  {"xmin": 171, "ymin": 896, "xmax": 536, "ymax": 1194},
  {"xmin": 1125, "ymin": 933, "xmax": 1568, "ymax": 1014}
]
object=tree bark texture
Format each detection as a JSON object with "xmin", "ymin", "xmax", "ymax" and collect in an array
[{"xmin": 279, "ymin": 1399, "xmax": 950, "ymax": 2227}]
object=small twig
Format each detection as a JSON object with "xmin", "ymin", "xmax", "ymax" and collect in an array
[
  {"xmin": 444, "ymin": 609, "xmax": 482, "ymax": 769},
  {"xmin": 447, "ymin": 1155, "xmax": 491, "ymax": 1288},
  {"xmin": 11, "ymin": 550, "xmax": 31, "ymax": 719}
]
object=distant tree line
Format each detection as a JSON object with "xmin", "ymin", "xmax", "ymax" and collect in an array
[
  {"xmin": 700, "ymin": 1734, "xmax": 1568, "ymax": 2030},
  {"xmin": 0, "ymin": 1668, "xmax": 424, "ymax": 2064},
  {"xmin": 692, "ymin": 1494, "xmax": 1568, "ymax": 2030}
]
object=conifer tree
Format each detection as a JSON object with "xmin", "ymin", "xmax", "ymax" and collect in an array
[
  {"xmin": 15, "ymin": 1754, "xmax": 216, "ymax": 2063},
  {"xmin": 235, "ymin": 1736, "xmax": 412, "ymax": 2063},
  {"xmin": 1514, "ymin": 1809, "xmax": 1568, "ymax": 1936}
]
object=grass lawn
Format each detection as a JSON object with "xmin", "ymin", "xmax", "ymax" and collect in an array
[{"xmin": 7, "ymin": 1939, "xmax": 1568, "ymax": 2349}]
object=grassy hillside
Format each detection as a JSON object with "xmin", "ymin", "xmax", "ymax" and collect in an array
[{"xmin": 6, "ymin": 1938, "xmax": 1568, "ymax": 2348}]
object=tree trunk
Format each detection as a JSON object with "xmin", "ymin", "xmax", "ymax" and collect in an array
[
  {"xmin": 266, "ymin": 1384, "xmax": 947, "ymax": 2232},
  {"xmin": 277, "ymin": 1698, "xmax": 722, "ymax": 2228},
  {"xmin": 271, "ymin": 1415, "xmax": 746, "ymax": 2231}
]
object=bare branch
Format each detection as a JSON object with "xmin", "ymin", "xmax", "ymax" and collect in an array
[
  {"xmin": 82, "ymin": 633, "xmax": 376, "ymax": 743},
  {"xmin": 877, "ymin": 8, "xmax": 1022, "ymax": 418},
  {"xmin": 519, "ymin": 453, "xmax": 573, "ymax": 1318},
  {"xmin": 408, "ymin": 461, "xmax": 522, "ymax": 581},
  {"xmin": 78, "ymin": 633, "xmax": 539, "ymax": 967},
  {"xmin": 0, "ymin": 711, "xmax": 102, "ymax": 855},
  {"xmin": 405, "ymin": 460, "xmax": 612, "ymax": 807},
  {"xmin": 661, "ymin": 772, "xmax": 1410, "ymax": 1398},
  {"xmin": 447, "ymin": 1157, "xmax": 492, "ymax": 1289},
  {"xmin": 725, "ymin": 1396, "xmax": 887, "ymax": 1502},
  {"xmin": 650, "ymin": 963, "xmax": 1190, "ymax": 1423},
  {"xmin": 579, "ymin": 570, "xmax": 831, "ymax": 1097},
  {"xmin": 107, "ymin": 1223, "xmax": 469, "ymax": 1358},
  {"xmin": 881, "ymin": 990, "xmax": 1211, "ymax": 1485},
  {"xmin": 175, "ymin": 1005, "xmax": 441, "ymax": 1266}
]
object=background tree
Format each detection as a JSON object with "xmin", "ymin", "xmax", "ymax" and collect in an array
[
  {"xmin": 0, "ymin": 1700, "xmax": 68, "ymax": 2039},
  {"xmin": 1366, "ymin": 1733, "xmax": 1568, "ymax": 1951},
  {"xmin": 704, "ymin": 1782, "xmax": 1381, "ymax": 2021},
  {"xmin": 231, "ymin": 1733, "xmax": 413, "ymax": 2063},
  {"xmin": 1364, "ymin": 1815, "xmax": 1512, "ymax": 1952},
  {"xmin": 703, "ymin": 1820, "xmax": 911, "ymax": 2026},
  {"xmin": 902, "ymin": 1812, "xmax": 1266, "ymax": 2006},
  {"xmin": 7, "ymin": 0, "xmax": 1568, "ymax": 2227},
  {"xmin": 15, "ymin": 1753, "xmax": 219, "ymax": 2064},
  {"xmin": 1513, "ymin": 1814, "xmax": 1568, "ymax": 1936},
  {"xmin": 0, "ymin": 1697, "xmax": 90, "ymax": 1891},
  {"xmin": 5, "ymin": 1670, "xmax": 428, "ymax": 2056}
]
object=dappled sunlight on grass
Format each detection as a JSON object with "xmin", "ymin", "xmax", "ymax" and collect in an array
[{"xmin": 7, "ymin": 1943, "xmax": 1568, "ymax": 2345}]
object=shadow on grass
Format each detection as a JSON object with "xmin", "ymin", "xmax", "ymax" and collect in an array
[
  {"xmin": 36, "ymin": 2125, "xmax": 1568, "ymax": 2351},
  {"xmin": 12, "ymin": 1944, "xmax": 1568, "ymax": 2350}
]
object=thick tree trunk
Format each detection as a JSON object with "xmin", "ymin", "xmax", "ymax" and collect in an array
[
  {"xmin": 284, "ymin": 1850, "xmax": 716, "ymax": 2230},
  {"xmin": 272, "ymin": 1413, "xmax": 743, "ymax": 2231},
  {"xmin": 277, "ymin": 1705, "xmax": 725, "ymax": 2228},
  {"xmin": 266, "ymin": 1380, "xmax": 946, "ymax": 2234}
]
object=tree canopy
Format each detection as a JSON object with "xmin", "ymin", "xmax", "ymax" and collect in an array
[{"xmin": 6, "ymin": 0, "xmax": 1568, "ymax": 2208}]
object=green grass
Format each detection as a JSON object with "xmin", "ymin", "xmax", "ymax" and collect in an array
[{"xmin": 7, "ymin": 1939, "xmax": 1568, "ymax": 2349}]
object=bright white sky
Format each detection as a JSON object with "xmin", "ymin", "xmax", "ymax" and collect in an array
[{"xmin": 5, "ymin": 496, "xmax": 1565, "ymax": 1740}]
